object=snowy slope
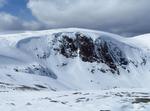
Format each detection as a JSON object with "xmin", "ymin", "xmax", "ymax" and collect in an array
[{"xmin": 0, "ymin": 28, "xmax": 150, "ymax": 91}]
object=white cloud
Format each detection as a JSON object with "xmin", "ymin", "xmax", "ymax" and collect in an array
[
  {"xmin": 27, "ymin": 0, "xmax": 150, "ymax": 35},
  {"xmin": 0, "ymin": 12, "xmax": 22, "ymax": 30},
  {"xmin": 23, "ymin": 20, "xmax": 46, "ymax": 30},
  {"xmin": 0, "ymin": 12, "xmax": 44, "ymax": 31}
]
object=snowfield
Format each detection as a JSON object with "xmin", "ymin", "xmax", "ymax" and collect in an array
[
  {"xmin": 1, "ymin": 89, "xmax": 150, "ymax": 111},
  {"xmin": 1, "ymin": 28, "xmax": 150, "ymax": 111}
]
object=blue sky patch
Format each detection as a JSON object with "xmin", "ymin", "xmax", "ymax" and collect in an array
[{"xmin": 0, "ymin": 0, "xmax": 34, "ymax": 20}]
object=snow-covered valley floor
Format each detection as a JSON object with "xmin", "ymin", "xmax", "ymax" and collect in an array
[{"xmin": 1, "ymin": 88, "xmax": 150, "ymax": 111}]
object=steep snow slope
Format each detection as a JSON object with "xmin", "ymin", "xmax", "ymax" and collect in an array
[{"xmin": 0, "ymin": 28, "xmax": 150, "ymax": 90}]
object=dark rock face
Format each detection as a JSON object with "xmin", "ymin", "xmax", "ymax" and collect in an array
[
  {"xmin": 76, "ymin": 33, "xmax": 97, "ymax": 62},
  {"xmin": 95, "ymin": 38, "xmax": 129, "ymax": 71},
  {"xmin": 95, "ymin": 40, "xmax": 117, "ymax": 70},
  {"xmin": 59, "ymin": 33, "xmax": 97, "ymax": 62},
  {"xmin": 54, "ymin": 32, "xmax": 128, "ymax": 72},
  {"xmin": 60, "ymin": 35, "xmax": 78, "ymax": 58}
]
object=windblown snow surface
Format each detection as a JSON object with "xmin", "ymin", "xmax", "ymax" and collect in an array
[{"xmin": 1, "ymin": 28, "xmax": 150, "ymax": 111}]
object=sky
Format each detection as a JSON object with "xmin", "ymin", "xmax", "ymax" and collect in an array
[{"xmin": 0, "ymin": 0, "xmax": 150, "ymax": 36}]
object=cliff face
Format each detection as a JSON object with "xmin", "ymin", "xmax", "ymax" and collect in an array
[{"xmin": 52, "ymin": 32, "xmax": 129, "ymax": 74}]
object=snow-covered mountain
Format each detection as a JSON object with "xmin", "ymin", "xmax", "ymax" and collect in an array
[{"xmin": 0, "ymin": 28, "xmax": 150, "ymax": 91}]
